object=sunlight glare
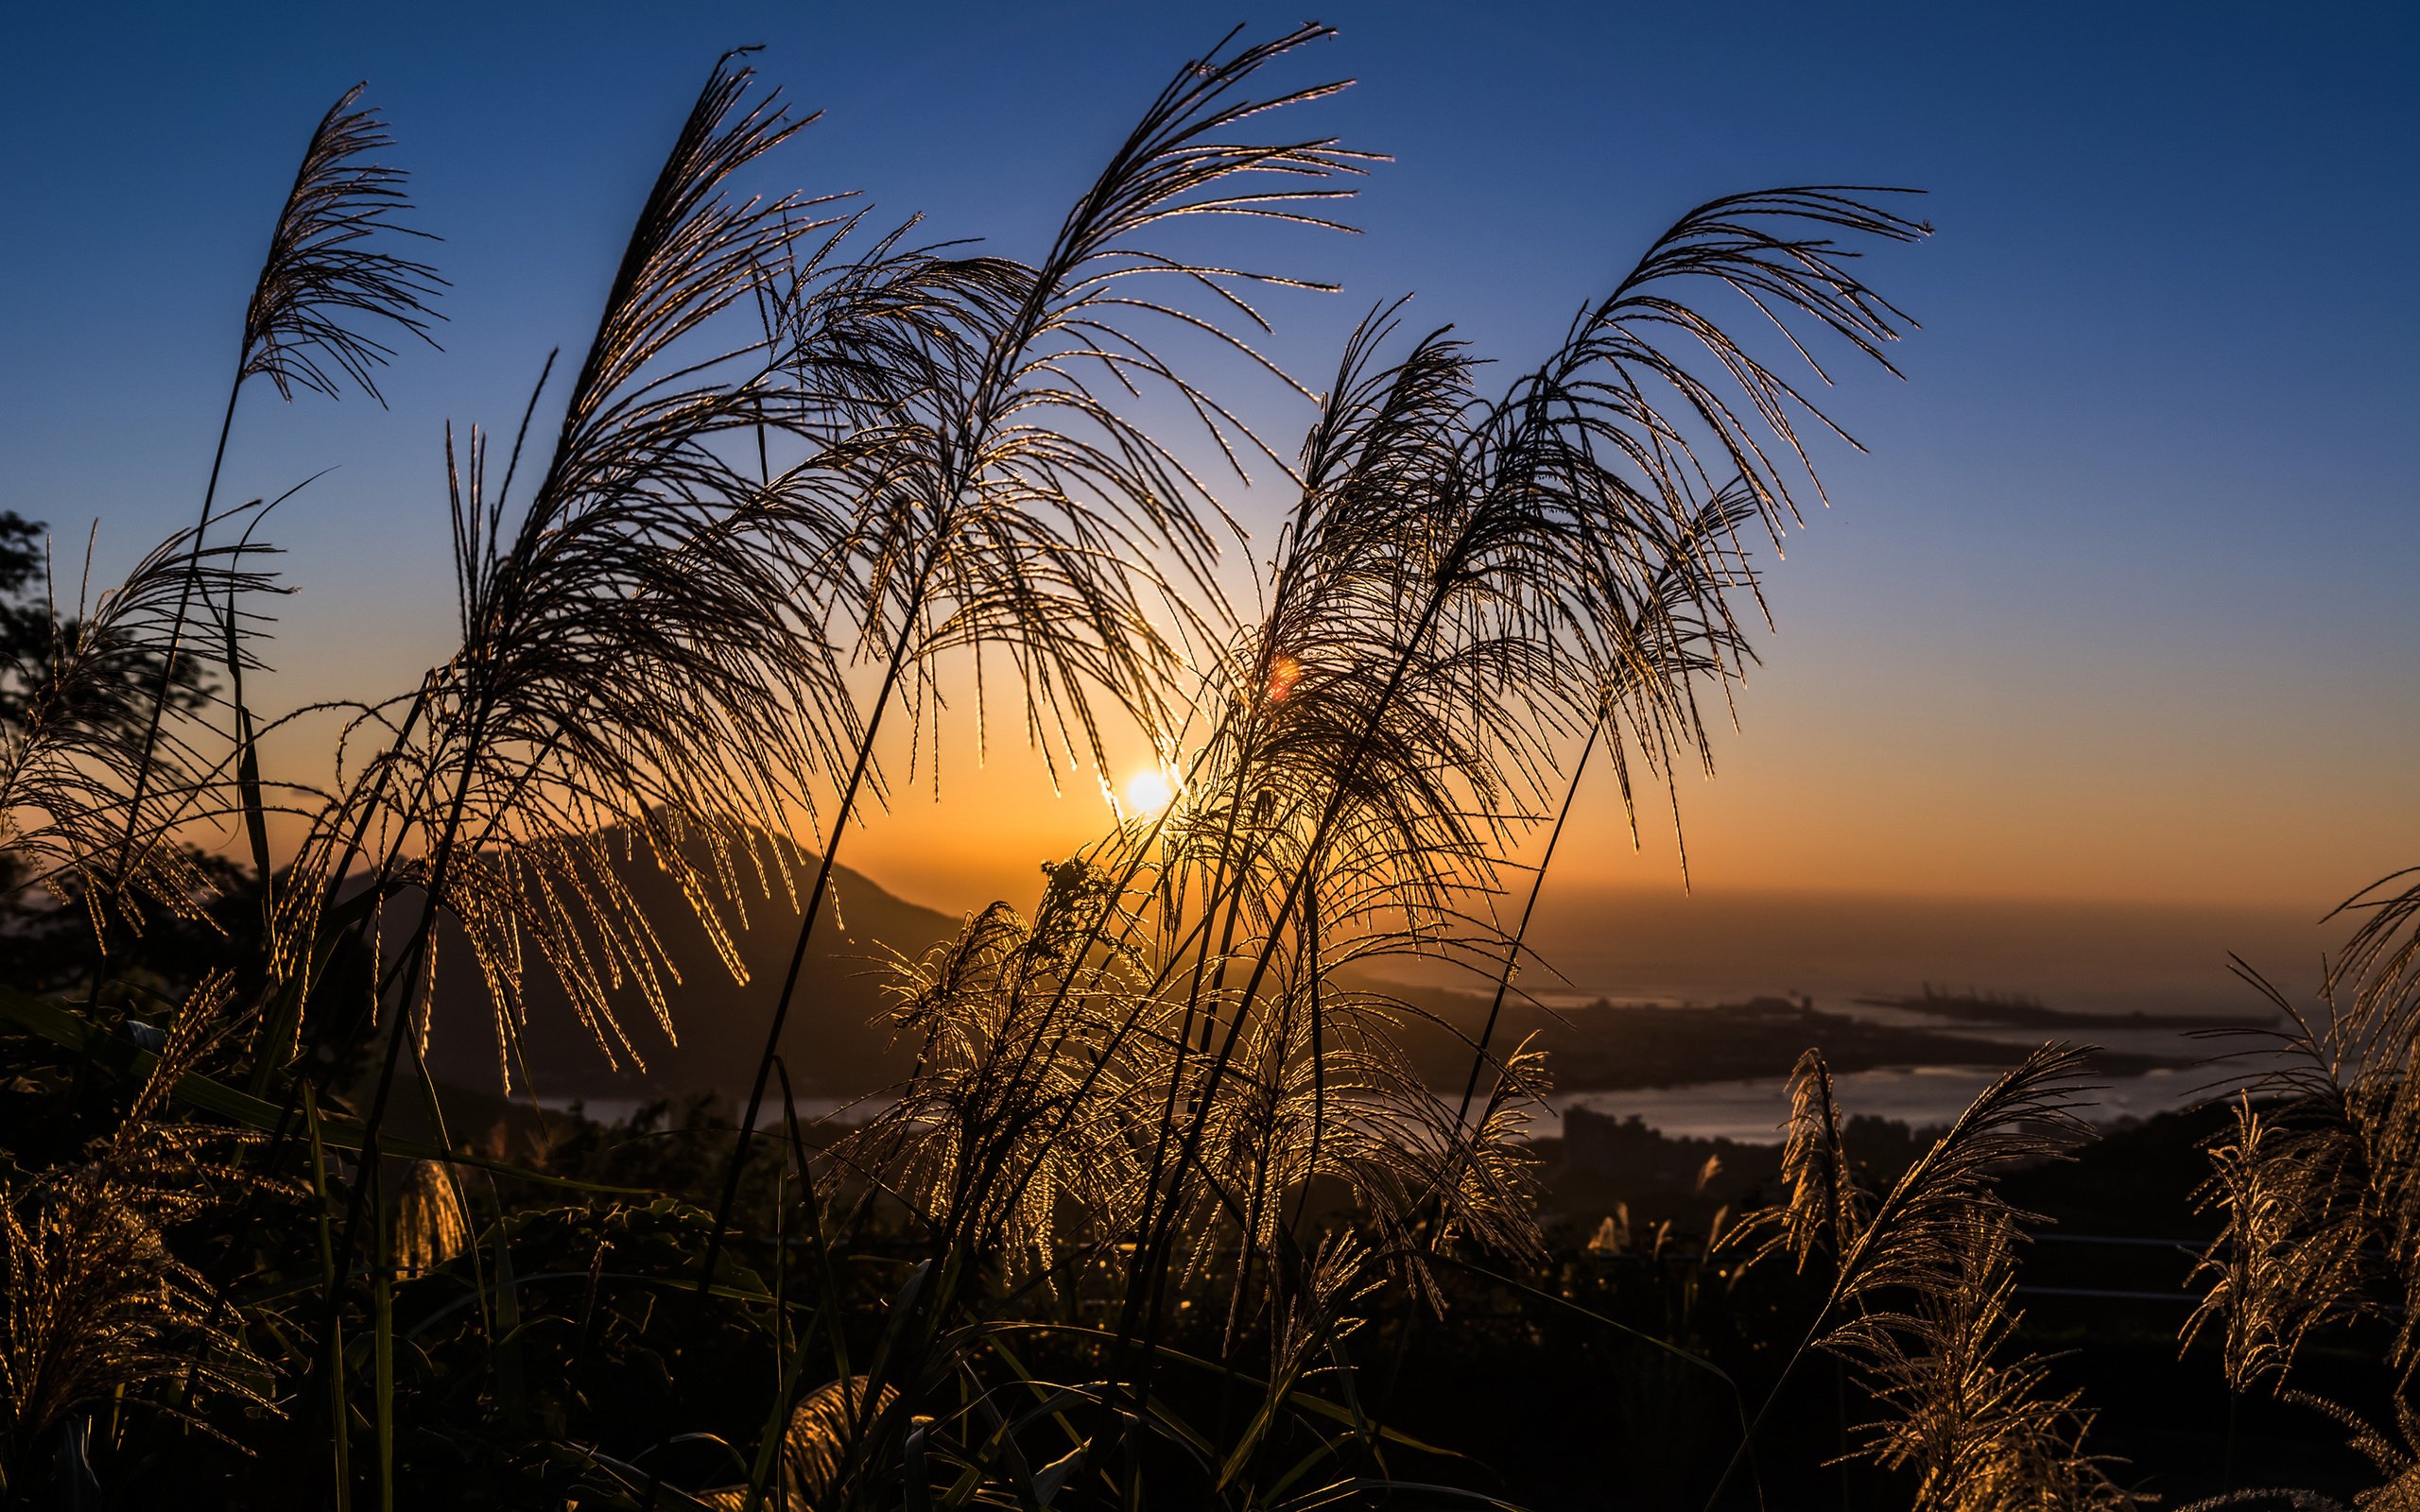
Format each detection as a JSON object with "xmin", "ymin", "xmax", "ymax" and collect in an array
[{"xmin": 1123, "ymin": 768, "xmax": 1177, "ymax": 816}]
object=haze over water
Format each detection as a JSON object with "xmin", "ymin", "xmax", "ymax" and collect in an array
[
  {"xmin": 1513, "ymin": 885, "xmax": 2344, "ymax": 1020},
  {"xmin": 1392, "ymin": 884, "xmax": 2340, "ymax": 1140}
]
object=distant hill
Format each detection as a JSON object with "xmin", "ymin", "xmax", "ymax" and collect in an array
[
  {"xmin": 411, "ymin": 842, "xmax": 2247, "ymax": 1108},
  {"xmin": 417, "ymin": 840, "xmax": 965, "ymax": 1101},
  {"xmin": 1350, "ymin": 981, "xmax": 2189, "ymax": 1092},
  {"xmin": 1853, "ymin": 985, "xmax": 2276, "ymax": 1031}
]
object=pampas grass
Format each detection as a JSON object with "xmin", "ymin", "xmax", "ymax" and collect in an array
[
  {"xmin": 21, "ymin": 31, "xmax": 2292, "ymax": 1512},
  {"xmin": 1714, "ymin": 1045, "xmax": 2117, "ymax": 1508},
  {"xmin": 0, "ymin": 976, "xmax": 282, "ymax": 1489},
  {"xmin": 2179, "ymin": 860, "xmax": 2420, "ymax": 1509},
  {"xmin": 2188, "ymin": 872, "xmax": 2420, "ymax": 1388}
]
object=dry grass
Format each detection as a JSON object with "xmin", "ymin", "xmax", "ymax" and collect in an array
[
  {"xmin": 2170, "ymin": 866, "xmax": 2420, "ymax": 1509},
  {"xmin": 1, "ymin": 977, "xmax": 283, "ymax": 1466},
  {"xmin": 21, "ymin": 25, "xmax": 2400, "ymax": 1512}
]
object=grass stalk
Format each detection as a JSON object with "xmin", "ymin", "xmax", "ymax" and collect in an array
[{"xmin": 304, "ymin": 1084, "xmax": 354, "ymax": 1511}]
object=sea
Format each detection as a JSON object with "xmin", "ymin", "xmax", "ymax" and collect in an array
[
  {"xmin": 539, "ymin": 992, "xmax": 2301, "ymax": 1145},
  {"xmin": 1542, "ymin": 994, "xmax": 2287, "ymax": 1143}
]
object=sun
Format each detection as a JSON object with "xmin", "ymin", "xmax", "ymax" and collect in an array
[{"xmin": 1123, "ymin": 767, "xmax": 1177, "ymax": 816}]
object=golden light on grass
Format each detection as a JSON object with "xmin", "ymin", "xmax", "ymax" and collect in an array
[
  {"xmin": 4, "ymin": 34, "xmax": 2131, "ymax": 1504},
  {"xmin": 1266, "ymin": 651, "xmax": 1304, "ymax": 702}
]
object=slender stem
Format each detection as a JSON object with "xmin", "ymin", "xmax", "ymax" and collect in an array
[
  {"xmin": 1703, "ymin": 1305, "xmax": 1832, "ymax": 1512},
  {"xmin": 1834, "ymin": 1355, "xmax": 1850, "ymax": 1512},
  {"xmin": 373, "ymin": 1173, "xmax": 395, "ymax": 1512},
  {"xmin": 1708, "ymin": 1150, "xmax": 1887, "ymax": 1512},
  {"xmin": 306, "ymin": 694, "xmax": 494, "ymax": 1497},
  {"xmin": 693, "ymin": 627, "xmax": 914, "ymax": 1295},
  {"xmin": 1452, "ymin": 718, "xmax": 1599, "ymax": 1131},
  {"xmin": 94, "ymin": 374, "xmax": 244, "ymax": 992},
  {"xmin": 302, "ymin": 1085, "xmax": 354, "ymax": 1512},
  {"xmin": 1093, "ymin": 572, "xmax": 1456, "ymax": 1488},
  {"xmin": 2222, "ymin": 1386, "xmax": 2238, "ymax": 1491},
  {"xmin": 1372, "ymin": 724, "xmax": 1601, "ymax": 1421},
  {"xmin": 973, "ymin": 713, "xmax": 1253, "ymax": 1229},
  {"xmin": 1134, "ymin": 571, "xmax": 1450, "ymax": 1267}
]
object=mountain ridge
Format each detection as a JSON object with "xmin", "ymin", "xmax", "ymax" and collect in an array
[{"xmin": 419, "ymin": 847, "xmax": 967, "ymax": 1100}]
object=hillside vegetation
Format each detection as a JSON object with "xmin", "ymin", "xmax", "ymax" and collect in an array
[{"xmin": 1, "ymin": 29, "xmax": 2412, "ymax": 1511}]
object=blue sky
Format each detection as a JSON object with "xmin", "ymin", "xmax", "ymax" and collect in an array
[{"xmin": 1, "ymin": 1, "xmax": 2413, "ymax": 915}]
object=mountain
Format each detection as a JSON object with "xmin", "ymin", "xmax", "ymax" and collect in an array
[
  {"xmin": 1348, "ymin": 980, "xmax": 2193, "ymax": 1094},
  {"xmin": 417, "ymin": 844, "xmax": 965, "ymax": 1102},
  {"xmin": 411, "ymin": 838, "xmax": 2259, "ymax": 1110}
]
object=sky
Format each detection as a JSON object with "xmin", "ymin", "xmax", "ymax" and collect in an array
[{"xmin": 2, "ymin": 2, "xmax": 2414, "ymax": 999}]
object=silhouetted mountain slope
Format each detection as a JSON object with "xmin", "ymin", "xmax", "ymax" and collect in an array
[
  {"xmin": 416, "ymin": 840, "xmax": 964, "ymax": 1100},
  {"xmin": 412, "ymin": 843, "xmax": 2230, "ymax": 1108},
  {"xmin": 1360, "ymin": 979, "xmax": 2198, "ymax": 1091}
]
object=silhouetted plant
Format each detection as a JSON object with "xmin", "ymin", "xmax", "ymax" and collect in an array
[
  {"xmin": 1716, "ymin": 1045, "xmax": 2120, "ymax": 1508},
  {"xmin": 0, "ymin": 28, "xmax": 2194, "ymax": 1512},
  {"xmin": 2180, "ymin": 863, "xmax": 2420, "ymax": 1508},
  {"xmin": 0, "ymin": 976, "xmax": 284, "ymax": 1496}
]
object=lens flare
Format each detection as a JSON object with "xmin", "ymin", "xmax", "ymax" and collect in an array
[{"xmin": 1266, "ymin": 652, "xmax": 1304, "ymax": 702}]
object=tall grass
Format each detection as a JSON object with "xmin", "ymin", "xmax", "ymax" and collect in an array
[
  {"xmin": 2170, "ymin": 868, "xmax": 2420, "ymax": 1510},
  {"xmin": 1721, "ymin": 1046, "xmax": 2136, "ymax": 1510},
  {"xmin": 5, "ymin": 26, "xmax": 2407, "ymax": 1512}
]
